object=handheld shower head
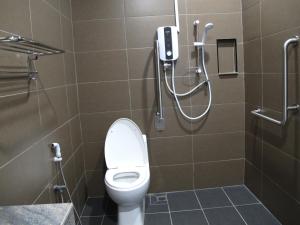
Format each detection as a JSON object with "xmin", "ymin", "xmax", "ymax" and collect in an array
[
  {"xmin": 205, "ymin": 23, "xmax": 214, "ymax": 30},
  {"xmin": 202, "ymin": 23, "xmax": 214, "ymax": 43}
]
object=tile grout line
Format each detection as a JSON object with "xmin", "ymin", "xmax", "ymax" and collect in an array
[
  {"xmin": 100, "ymin": 215, "xmax": 105, "ymax": 225},
  {"xmin": 165, "ymin": 194, "xmax": 174, "ymax": 225},
  {"xmin": 122, "ymin": 0, "xmax": 133, "ymax": 119},
  {"xmin": 221, "ymin": 187, "xmax": 249, "ymax": 225},
  {"xmin": 69, "ymin": 0, "xmax": 87, "ymax": 191},
  {"xmin": 193, "ymin": 190, "xmax": 211, "ymax": 225}
]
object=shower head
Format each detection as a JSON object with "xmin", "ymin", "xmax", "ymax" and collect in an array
[
  {"xmin": 202, "ymin": 23, "xmax": 214, "ymax": 43},
  {"xmin": 205, "ymin": 23, "xmax": 214, "ymax": 31}
]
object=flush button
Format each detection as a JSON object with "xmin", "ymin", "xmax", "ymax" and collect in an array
[{"xmin": 167, "ymin": 51, "xmax": 172, "ymax": 56}]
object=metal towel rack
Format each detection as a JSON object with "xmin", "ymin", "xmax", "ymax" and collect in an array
[
  {"xmin": 251, "ymin": 36, "xmax": 300, "ymax": 126},
  {"xmin": 0, "ymin": 35, "xmax": 65, "ymax": 80}
]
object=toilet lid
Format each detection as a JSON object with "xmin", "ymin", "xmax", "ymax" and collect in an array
[{"xmin": 105, "ymin": 118, "xmax": 147, "ymax": 169}]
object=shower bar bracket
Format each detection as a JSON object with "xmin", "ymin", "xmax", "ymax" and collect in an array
[{"xmin": 251, "ymin": 36, "xmax": 300, "ymax": 126}]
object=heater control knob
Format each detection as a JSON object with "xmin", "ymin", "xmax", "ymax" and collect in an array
[{"xmin": 167, "ymin": 51, "xmax": 172, "ymax": 56}]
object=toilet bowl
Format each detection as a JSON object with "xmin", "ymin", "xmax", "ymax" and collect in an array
[{"xmin": 104, "ymin": 118, "xmax": 150, "ymax": 225}]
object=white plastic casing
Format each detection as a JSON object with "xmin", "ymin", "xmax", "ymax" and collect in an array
[{"xmin": 157, "ymin": 26, "xmax": 179, "ymax": 61}]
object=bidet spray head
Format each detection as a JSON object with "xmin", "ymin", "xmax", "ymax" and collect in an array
[{"xmin": 51, "ymin": 143, "xmax": 62, "ymax": 162}]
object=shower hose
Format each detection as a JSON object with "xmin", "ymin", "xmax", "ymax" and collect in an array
[
  {"xmin": 59, "ymin": 161, "xmax": 83, "ymax": 225},
  {"xmin": 164, "ymin": 44, "xmax": 212, "ymax": 120}
]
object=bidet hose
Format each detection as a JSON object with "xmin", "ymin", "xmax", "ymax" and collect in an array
[
  {"xmin": 166, "ymin": 45, "xmax": 212, "ymax": 120},
  {"xmin": 58, "ymin": 161, "xmax": 83, "ymax": 225}
]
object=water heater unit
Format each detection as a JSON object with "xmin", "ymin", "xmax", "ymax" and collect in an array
[{"xmin": 157, "ymin": 26, "xmax": 179, "ymax": 61}]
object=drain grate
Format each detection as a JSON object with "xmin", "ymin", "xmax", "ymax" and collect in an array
[{"xmin": 150, "ymin": 193, "xmax": 168, "ymax": 205}]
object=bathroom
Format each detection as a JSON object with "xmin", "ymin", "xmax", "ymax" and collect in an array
[{"xmin": 0, "ymin": 0, "xmax": 299, "ymax": 224}]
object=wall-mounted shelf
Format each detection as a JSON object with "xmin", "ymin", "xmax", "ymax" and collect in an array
[
  {"xmin": 217, "ymin": 39, "xmax": 238, "ymax": 76},
  {"xmin": 0, "ymin": 35, "xmax": 65, "ymax": 80}
]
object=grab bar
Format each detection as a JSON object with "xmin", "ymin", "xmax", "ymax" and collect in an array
[
  {"xmin": 251, "ymin": 36, "xmax": 300, "ymax": 126},
  {"xmin": 154, "ymin": 40, "xmax": 165, "ymax": 130}
]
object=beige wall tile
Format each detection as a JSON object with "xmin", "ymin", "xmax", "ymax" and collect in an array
[
  {"xmin": 242, "ymin": 0, "xmax": 259, "ymax": 10},
  {"xmin": 243, "ymin": 3, "xmax": 260, "ymax": 42},
  {"xmin": 76, "ymin": 51, "xmax": 128, "ymax": 83},
  {"xmin": 124, "ymin": 0, "xmax": 185, "ymax": 17},
  {"xmin": 39, "ymin": 87, "xmax": 70, "ymax": 131},
  {"xmin": 194, "ymin": 159, "xmax": 245, "ymax": 188},
  {"xmin": 193, "ymin": 132, "xmax": 245, "ymax": 162},
  {"xmin": 60, "ymin": 0, "xmax": 72, "ymax": 19},
  {"xmin": 0, "ymin": 141, "xmax": 51, "ymax": 205},
  {"xmin": 74, "ymin": 19, "xmax": 126, "ymax": 52},
  {"xmin": 192, "ymin": 103, "xmax": 245, "ymax": 134},
  {"xmin": 148, "ymin": 136, "xmax": 193, "ymax": 166},
  {"xmin": 261, "ymin": 177, "xmax": 300, "ymax": 225},
  {"xmin": 72, "ymin": 0, "xmax": 124, "ymax": 21},
  {"xmin": 86, "ymin": 170, "xmax": 105, "ymax": 197},
  {"xmin": 191, "ymin": 75, "xmax": 245, "ymax": 105},
  {"xmin": 244, "ymin": 161, "xmax": 261, "ymax": 198},
  {"xmin": 132, "ymin": 107, "xmax": 192, "ymax": 138},
  {"xmin": 0, "ymin": 0, "xmax": 31, "ymax": 37},
  {"xmin": 187, "ymin": 0, "xmax": 242, "ymax": 14},
  {"xmin": 78, "ymin": 81, "xmax": 130, "ymax": 113},
  {"xmin": 84, "ymin": 142, "xmax": 105, "ymax": 171},
  {"xmin": 70, "ymin": 116, "xmax": 82, "ymax": 150},
  {"xmin": 126, "ymin": 15, "xmax": 188, "ymax": 48},
  {"xmin": 67, "ymin": 85, "xmax": 79, "ymax": 117},
  {"xmin": 245, "ymin": 74, "xmax": 262, "ymax": 106},
  {"xmin": 61, "ymin": 16, "xmax": 74, "ymax": 52},
  {"xmin": 0, "ymin": 92, "xmax": 42, "ymax": 167},
  {"xmin": 261, "ymin": 0, "xmax": 300, "ymax": 37},
  {"xmin": 36, "ymin": 55, "xmax": 65, "ymax": 89},
  {"xmin": 149, "ymin": 164, "xmax": 193, "ymax": 193},
  {"xmin": 81, "ymin": 110, "xmax": 131, "ymax": 142},
  {"xmin": 31, "ymin": 0, "xmax": 62, "ymax": 48}
]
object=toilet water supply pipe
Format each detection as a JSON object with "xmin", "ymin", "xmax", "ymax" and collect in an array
[
  {"xmin": 52, "ymin": 143, "xmax": 83, "ymax": 225},
  {"xmin": 162, "ymin": 0, "xmax": 212, "ymax": 120}
]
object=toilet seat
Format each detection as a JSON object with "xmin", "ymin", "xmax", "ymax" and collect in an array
[
  {"xmin": 105, "ymin": 118, "xmax": 148, "ymax": 169},
  {"xmin": 105, "ymin": 166, "xmax": 149, "ymax": 190}
]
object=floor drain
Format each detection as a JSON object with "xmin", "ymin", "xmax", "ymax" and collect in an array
[{"xmin": 150, "ymin": 193, "xmax": 167, "ymax": 205}]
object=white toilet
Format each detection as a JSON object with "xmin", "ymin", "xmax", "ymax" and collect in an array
[{"xmin": 104, "ymin": 118, "xmax": 150, "ymax": 225}]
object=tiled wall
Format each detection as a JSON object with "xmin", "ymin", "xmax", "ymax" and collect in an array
[
  {"xmin": 242, "ymin": 0, "xmax": 300, "ymax": 224},
  {"xmin": 0, "ymin": 0, "xmax": 86, "ymax": 213},
  {"xmin": 72, "ymin": 0, "xmax": 245, "ymax": 196}
]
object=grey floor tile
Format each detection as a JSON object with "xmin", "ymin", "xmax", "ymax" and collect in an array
[
  {"xmin": 145, "ymin": 195, "xmax": 169, "ymax": 213},
  {"xmin": 195, "ymin": 188, "xmax": 232, "ymax": 208},
  {"xmin": 224, "ymin": 186, "xmax": 259, "ymax": 205},
  {"xmin": 144, "ymin": 213, "xmax": 172, "ymax": 225},
  {"xmin": 102, "ymin": 215, "xmax": 117, "ymax": 225},
  {"xmin": 82, "ymin": 198, "xmax": 106, "ymax": 216},
  {"xmin": 237, "ymin": 204, "xmax": 282, "ymax": 225},
  {"xmin": 103, "ymin": 197, "xmax": 118, "ymax": 215},
  {"xmin": 204, "ymin": 207, "xmax": 246, "ymax": 225},
  {"xmin": 167, "ymin": 191, "xmax": 201, "ymax": 211},
  {"xmin": 171, "ymin": 210, "xmax": 208, "ymax": 225},
  {"xmin": 80, "ymin": 217, "xmax": 103, "ymax": 225}
]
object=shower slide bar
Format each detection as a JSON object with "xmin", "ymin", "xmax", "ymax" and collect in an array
[
  {"xmin": 251, "ymin": 36, "xmax": 300, "ymax": 126},
  {"xmin": 154, "ymin": 40, "xmax": 165, "ymax": 130}
]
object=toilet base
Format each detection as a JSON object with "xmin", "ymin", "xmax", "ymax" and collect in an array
[{"xmin": 118, "ymin": 199, "xmax": 145, "ymax": 225}]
